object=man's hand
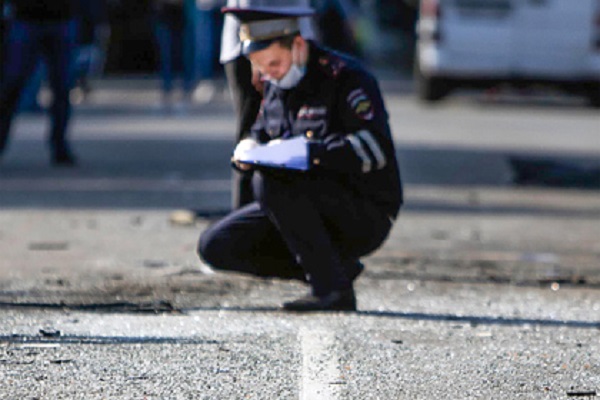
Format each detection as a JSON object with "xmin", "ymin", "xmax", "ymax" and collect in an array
[
  {"xmin": 232, "ymin": 138, "xmax": 259, "ymax": 171},
  {"xmin": 235, "ymin": 161, "xmax": 253, "ymax": 171}
]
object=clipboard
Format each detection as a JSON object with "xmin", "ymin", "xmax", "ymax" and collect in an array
[{"xmin": 236, "ymin": 136, "xmax": 310, "ymax": 171}]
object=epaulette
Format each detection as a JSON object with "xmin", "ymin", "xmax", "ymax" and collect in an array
[{"xmin": 318, "ymin": 53, "xmax": 347, "ymax": 79}]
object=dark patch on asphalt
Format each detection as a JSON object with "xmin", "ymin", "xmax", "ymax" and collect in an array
[
  {"xmin": 566, "ymin": 389, "xmax": 597, "ymax": 397},
  {"xmin": 0, "ymin": 255, "xmax": 598, "ymax": 315},
  {"xmin": 39, "ymin": 328, "xmax": 61, "ymax": 338},
  {"xmin": 0, "ymin": 300, "xmax": 180, "ymax": 314},
  {"xmin": 0, "ymin": 334, "xmax": 222, "ymax": 346},
  {"xmin": 369, "ymin": 255, "xmax": 600, "ymax": 288},
  {"xmin": 365, "ymin": 270, "xmax": 600, "ymax": 289},
  {"xmin": 28, "ymin": 242, "xmax": 69, "ymax": 251}
]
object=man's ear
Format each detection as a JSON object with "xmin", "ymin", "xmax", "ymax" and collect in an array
[
  {"xmin": 294, "ymin": 36, "xmax": 306, "ymax": 50},
  {"xmin": 294, "ymin": 36, "xmax": 308, "ymax": 64}
]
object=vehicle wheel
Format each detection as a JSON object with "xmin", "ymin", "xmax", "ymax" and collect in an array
[
  {"xmin": 415, "ymin": 69, "xmax": 451, "ymax": 102},
  {"xmin": 586, "ymin": 83, "xmax": 600, "ymax": 108}
]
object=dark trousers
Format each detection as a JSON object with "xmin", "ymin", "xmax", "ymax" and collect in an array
[
  {"xmin": 223, "ymin": 56, "xmax": 262, "ymax": 209},
  {"xmin": 0, "ymin": 20, "xmax": 76, "ymax": 156},
  {"xmin": 154, "ymin": 19, "xmax": 195, "ymax": 95},
  {"xmin": 198, "ymin": 171, "xmax": 393, "ymax": 296}
]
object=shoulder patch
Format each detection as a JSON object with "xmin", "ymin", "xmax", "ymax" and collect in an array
[{"xmin": 347, "ymin": 88, "xmax": 374, "ymax": 121}]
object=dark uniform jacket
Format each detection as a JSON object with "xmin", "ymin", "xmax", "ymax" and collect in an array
[
  {"xmin": 249, "ymin": 42, "xmax": 403, "ymax": 219},
  {"xmin": 12, "ymin": 0, "xmax": 79, "ymax": 22}
]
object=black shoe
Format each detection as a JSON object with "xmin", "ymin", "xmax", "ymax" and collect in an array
[
  {"xmin": 282, "ymin": 288, "xmax": 357, "ymax": 312},
  {"xmin": 52, "ymin": 151, "xmax": 77, "ymax": 167}
]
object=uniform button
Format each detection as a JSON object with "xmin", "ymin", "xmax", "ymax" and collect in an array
[
  {"xmin": 313, "ymin": 158, "xmax": 320, "ymax": 165},
  {"xmin": 306, "ymin": 130, "xmax": 314, "ymax": 138}
]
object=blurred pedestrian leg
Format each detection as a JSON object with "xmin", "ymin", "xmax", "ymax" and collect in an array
[
  {"xmin": 0, "ymin": 9, "xmax": 78, "ymax": 165},
  {"xmin": 152, "ymin": 0, "xmax": 195, "ymax": 106},
  {"xmin": 18, "ymin": 61, "xmax": 44, "ymax": 112},
  {"xmin": 187, "ymin": 0, "xmax": 219, "ymax": 103},
  {"xmin": 46, "ymin": 20, "xmax": 77, "ymax": 164}
]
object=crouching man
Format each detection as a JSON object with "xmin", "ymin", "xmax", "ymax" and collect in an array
[{"xmin": 198, "ymin": 6, "xmax": 403, "ymax": 312}]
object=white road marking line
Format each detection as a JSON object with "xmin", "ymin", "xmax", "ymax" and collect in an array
[{"xmin": 300, "ymin": 327, "xmax": 341, "ymax": 400}]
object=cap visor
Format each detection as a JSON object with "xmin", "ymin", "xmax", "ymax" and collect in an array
[{"xmin": 242, "ymin": 39, "xmax": 277, "ymax": 56}]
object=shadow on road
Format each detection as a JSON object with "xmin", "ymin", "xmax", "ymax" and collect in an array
[
  {"xmin": 355, "ymin": 309, "xmax": 600, "ymax": 329},
  {"xmin": 1, "ymin": 301, "xmax": 598, "ymax": 329}
]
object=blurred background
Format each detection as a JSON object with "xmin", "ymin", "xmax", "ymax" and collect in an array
[
  {"xmin": 92, "ymin": 0, "xmax": 418, "ymax": 76},
  {"xmin": 3, "ymin": 0, "xmax": 599, "ymax": 109},
  {"xmin": 0, "ymin": 0, "xmax": 420, "ymax": 106},
  {"xmin": 0, "ymin": 0, "xmax": 598, "ymax": 204}
]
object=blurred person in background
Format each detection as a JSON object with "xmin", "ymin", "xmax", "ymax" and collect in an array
[
  {"xmin": 311, "ymin": 0, "xmax": 360, "ymax": 57},
  {"xmin": 4, "ymin": 0, "xmax": 111, "ymax": 112},
  {"xmin": 0, "ymin": 0, "xmax": 79, "ymax": 166},
  {"xmin": 152, "ymin": 0, "xmax": 222, "ymax": 107},
  {"xmin": 152, "ymin": 0, "xmax": 195, "ymax": 106}
]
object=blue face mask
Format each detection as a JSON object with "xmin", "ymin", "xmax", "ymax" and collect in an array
[{"xmin": 272, "ymin": 64, "xmax": 306, "ymax": 89}]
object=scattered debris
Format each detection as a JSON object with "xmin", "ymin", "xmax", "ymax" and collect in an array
[
  {"xmin": 566, "ymin": 390, "xmax": 597, "ymax": 397},
  {"xmin": 0, "ymin": 359, "xmax": 34, "ymax": 365},
  {"xmin": 214, "ymin": 368, "xmax": 231, "ymax": 374},
  {"xmin": 44, "ymin": 278, "xmax": 68, "ymax": 287},
  {"xmin": 143, "ymin": 260, "xmax": 169, "ymax": 269},
  {"xmin": 39, "ymin": 329, "xmax": 61, "ymax": 338},
  {"xmin": 127, "ymin": 375, "xmax": 150, "ymax": 381},
  {"xmin": 169, "ymin": 210, "xmax": 197, "ymax": 226},
  {"xmin": 28, "ymin": 242, "xmax": 69, "ymax": 251},
  {"xmin": 49, "ymin": 359, "xmax": 73, "ymax": 365},
  {"xmin": 431, "ymin": 230, "xmax": 449, "ymax": 240}
]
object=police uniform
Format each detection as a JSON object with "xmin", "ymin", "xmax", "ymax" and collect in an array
[{"xmin": 198, "ymin": 6, "xmax": 403, "ymax": 311}]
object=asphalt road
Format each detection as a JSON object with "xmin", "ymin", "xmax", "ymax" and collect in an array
[{"xmin": 0, "ymin": 78, "xmax": 599, "ymax": 399}]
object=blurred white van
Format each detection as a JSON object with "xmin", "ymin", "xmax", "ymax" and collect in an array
[{"xmin": 415, "ymin": 0, "xmax": 600, "ymax": 106}]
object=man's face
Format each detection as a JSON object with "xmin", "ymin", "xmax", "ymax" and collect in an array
[{"xmin": 248, "ymin": 41, "xmax": 294, "ymax": 81}]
